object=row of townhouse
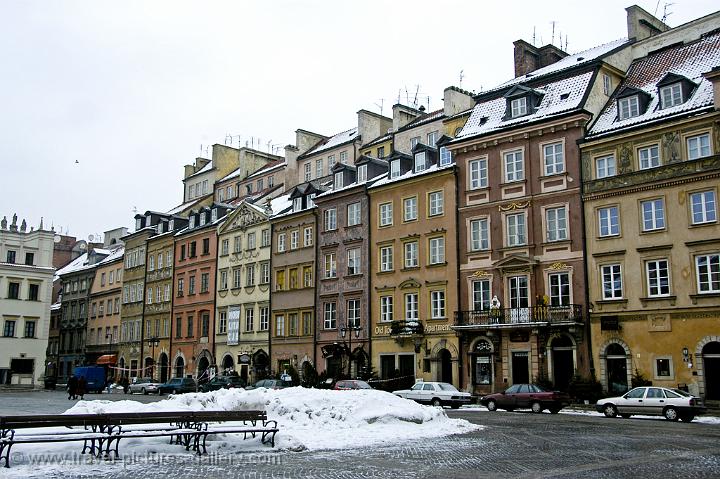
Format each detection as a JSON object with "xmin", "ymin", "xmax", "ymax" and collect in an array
[{"xmin": 43, "ymin": 6, "xmax": 720, "ymax": 402}]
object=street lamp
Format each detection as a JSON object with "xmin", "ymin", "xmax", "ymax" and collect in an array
[
  {"xmin": 146, "ymin": 337, "xmax": 160, "ymax": 380},
  {"xmin": 339, "ymin": 324, "xmax": 361, "ymax": 378}
]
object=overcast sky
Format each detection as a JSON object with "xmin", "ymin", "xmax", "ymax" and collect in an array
[{"xmin": 1, "ymin": 0, "xmax": 717, "ymax": 243}]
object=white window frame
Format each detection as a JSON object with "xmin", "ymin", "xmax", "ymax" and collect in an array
[
  {"xmin": 277, "ymin": 233, "xmax": 286, "ymax": 252},
  {"xmin": 695, "ymin": 254, "xmax": 720, "ymax": 293},
  {"xmin": 405, "ymin": 293, "xmax": 419, "ymax": 321},
  {"xmin": 304, "ymin": 226, "xmax": 313, "ymax": 247},
  {"xmin": 641, "ymin": 198, "xmax": 665, "ymax": 231},
  {"xmin": 380, "ymin": 296, "xmax": 393, "ymax": 322},
  {"xmin": 379, "ymin": 202, "xmax": 393, "ymax": 227},
  {"xmin": 439, "ymin": 146, "xmax": 452, "ymax": 166},
  {"xmin": 618, "ymin": 95, "xmax": 639, "ymax": 120},
  {"xmin": 390, "ymin": 160, "xmax": 401, "ymax": 179},
  {"xmin": 638, "ymin": 144, "xmax": 660, "ymax": 169},
  {"xmin": 470, "ymin": 218, "xmax": 489, "ymax": 251},
  {"xmin": 403, "ymin": 197, "xmax": 418, "ymax": 222},
  {"xmin": 646, "ymin": 259, "xmax": 670, "ymax": 297},
  {"xmin": 380, "ymin": 246, "xmax": 394, "ymax": 272},
  {"xmin": 357, "ymin": 164, "xmax": 367, "ymax": 182},
  {"xmin": 660, "ymin": 83, "xmax": 682, "ymax": 109},
  {"xmin": 324, "ymin": 302, "xmax": 337, "ymax": 329},
  {"xmin": 545, "ymin": 206, "xmax": 568, "ymax": 242},
  {"xmin": 469, "ymin": 158, "xmax": 488, "ymax": 189},
  {"xmin": 595, "ymin": 154, "xmax": 616, "ymax": 179},
  {"xmin": 334, "ymin": 171, "xmax": 343, "ymax": 189},
  {"xmin": 504, "ymin": 149, "xmax": 524, "ymax": 182},
  {"xmin": 324, "ymin": 253, "xmax": 337, "ymax": 279},
  {"xmin": 290, "ymin": 230, "xmax": 299, "ymax": 250},
  {"xmin": 430, "ymin": 290, "xmax": 446, "ymax": 319},
  {"xmin": 601, "ymin": 264, "xmax": 623, "ymax": 300},
  {"xmin": 324, "ymin": 208, "xmax": 337, "ymax": 231},
  {"xmin": 304, "ymin": 163, "xmax": 312, "ymax": 181},
  {"xmin": 404, "ymin": 241, "xmax": 419, "ymax": 268},
  {"xmin": 510, "ymin": 97, "xmax": 527, "ymax": 117},
  {"xmin": 543, "ymin": 142, "xmax": 564, "ymax": 176},
  {"xmin": 347, "ymin": 248, "xmax": 361, "ymax": 275},
  {"xmin": 687, "ymin": 133, "xmax": 711, "ymax": 160},
  {"xmin": 429, "ymin": 237, "xmax": 445, "ymax": 265},
  {"xmin": 347, "ymin": 202, "xmax": 361, "ymax": 227},
  {"xmin": 690, "ymin": 190, "xmax": 717, "ymax": 225},
  {"xmin": 598, "ymin": 206, "xmax": 620, "ymax": 237},
  {"xmin": 506, "ymin": 213, "xmax": 526, "ymax": 247},
  {"xmin": 549, "ymin": 272, "xmax": 571, "ymax": 306},
  {"xmin": 414, "ymin": 152, "xmax": 426, "ymax": 172},
  {"xmin": 429, "ymin": 191, "xmax": 444, "ymax": 216}
]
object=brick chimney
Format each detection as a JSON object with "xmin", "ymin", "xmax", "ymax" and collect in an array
[
  {"xmin": 392, "ymin": 104, "xmax": 423, "ymax": 131},
  {"xmin": 513, "ymin": 40, "xmax": 569, "ymax": 78}
]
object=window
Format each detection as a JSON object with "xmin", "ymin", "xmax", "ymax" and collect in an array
[
  {"xmin": 390, "ymin": 160, "xmax": 401, "ymax": 179},
  {"xmin": 245, "ymin": 309, "xmax": 254, "ymax": 332},
  {"xmin": 602, "ymin": 264, "xmax": 623, "ymax": 299},
  {"xmin": 347, "ymin": 202, "xmax": 361, "ymax": 227},
  {"xmin": 334, "ymin": 171, "xmax": 343, "ymax": 189},
  {"xmin": 380, "ymin": 246, "xmax": 393, "ymax": 272},
  {"xmin": 202, "ymin": 238, "xmax": 210, "ymax": 255},
  {"xmin": 261, "ymin": 229, "xmax": 271, "ymax": 247},
  {"xmin": 164, "ymin": 285, "xmax": 170, "ymax": 302},
  {"xmin": 687, "ymin": 133, "xmax": 711, "ymax": 160},
  {"xmin": 324, "ymin": 302, "xmax": 337, "ymax": 329},
  {"xmin": 6, "ymin": 250, "xmax": 15, "ymax": 263},
  {"xmin": 641, "ymin": 199, "xmax": 665, "ymax": 231},
  {"xmin": 324, "ymin": 208, "xmax": 337, "ymax": 231},
  {"xmin": 646, "ymin": 259, "xmax": 670, "ymax": 297},
  {"xmin": 200, "ymin": 273, "xmax": 209, "ymax": 293},
  {"xmin": 219, "ymin": 311, "xmax": 227, "ymax": 334},
  {"xmin": 618, "ymin": 95, "xmax": 639, "ymax": 120},
  {"xmin": 598, "ymin": 206, "xmax": 620, "ymax": 236},
  {"xmin": 260, "ymin": 307, "xmax": 269, "ymax": 331},
  {"xmin": 275, "ymin": 270, "xmax": 284, "ymax": 291},
  {"xmin": 293, "ymin": 197, "xmax": 302, "ymax": 212},
  {"xmin": 324, "ymin": 253, "xmax": 337, "ymax": 278},
  {"xmin": 430, "ymin": 291, "xmax": 445, "ymax": 319},
  {"xmin": 356, "ymin": 164, "xmax": 367, "ymax": 183},
  {"xmin": 427, "ymin": 130, "xmax": 438, "ymax": 146},
  {"xmin": 504, "ymin": 150, "xmax": 524, "ymax": 182},
  {"xmin": 177, "ymin": 278, "xmax": 184, "ymax": 296},
  {"xmin": 234, "ymin": 268, "xmax": 242, "ymax": 289},
  {"xmin": 508, "ymin": 276, "xmax": 529, "ymax": 308},
  {"xmin": 506, "ymin": 213, "xmax": 526, "ymax": 246},
  {"xmin": 429, "ymin": 237, "xmax": 445, "ymax": 264},
  {"xmin": 304, "ymin": 163, "xmax": 312, "ymax": 181},
  {"xmin": 472, "ymin": 280, "xmax": 490, "ymax": 311},
  {"xmin": 410, "ymin": 137, "xmax": 420, "ymax": 149},
  {"xmin": 316, "ymin": 159, "xmax": 323, "ymax": 179},
  {"xmin": 268, "ymin": 175, "xmax": 275, "ymax": 187},
  {"xmin": 347, "ymin": 299, "xmax": 360, "ymax": 328},
  {"xmin": 290, "ymin": 230, "xmax": 299, "ymax": 250},
  {"xmin": 380, "ymin": 296, "xmax": 393, "ymax": 322},
  {"xmin": 470, "ymin": 218, "xmax": 489, "ymax": 251},
  {"xmin": 276, "ymin": 315, "xmax": 285, "ymax": 337},
  {"xmin": 187, "ymin": 315, "xmax": 194, "ymax": 337},
  {"xmin": 189, "ymin": 241, "xmax": 197, "ymax": 257},
  {"xmin": 4, "ymin": 320, "xmax": 16, "ymax": 337},
  {"xmin": 549, "ymin": 272, "xmax": 570, "ymax": 306},
  {"xmin": 639, "ymin": 145, "xmax": 660, "ymax": 169},
  {"xmin": 24, "ymin": 252, "xmax": 34, "ymax": 266},
  {"xmin": 377, "ymin": 146, "xmax": 385, "ymax": 158},
  {"xmin": 469, "ymin": 158, "xmax": 487, "ymax": 189},
  {"xmin": 246, "ymin": 264, "xmax": 255, "ymax": 286},
  {"xmin": 175, "ymin": 317, "xmax": 182, "ymax": 339},
  {"xmin": 603, "ymin": 74, "xmax": 612, "ymax": 96},
  {"xmin": 690, "ymin": 191, "xmax": 717, "ymax": 224},
  {"xmin": 347, "ymin": 248, "xmax": 360, "ymax": 275},
  {"xmin": 595, "ymin": 155, "xmax": 616, "ymax": 179},
  {"xmin": 379, "ymin": 202, "xmax": 393, "ymax": 226},
  {"xmin": 247, "ymin": 232, "xmax": 256, "ymax": 250},
  {"xmin": 510, "ymin": 97, "xmax": 527, "ymax": 117},
  {"xmin": 157, "ymin": 253, "xmax": 163, "ymax": 269},
  {"xmin": 304, "ymin": 227, "xmax": 313, "ymax": 246},
  {"xmin": 188, "ymin": 276, "xmax": 196, "ymax": 295},
  {"xmin": 414, "ymin": 152, "xmax": 426, "ymax": 172},
  {"xmin": 201, "ymin": 313, "xmax": 210, "ymax": 337},
  {"xmin": 439, "ymin": 146, "xmax": 452, "ymax": 166},
  {"xmin": 303, "ymin": 265, "xmax": 312, "ymax": 287},
  {"xmin": 696, "ymin": 254, "xmax": 720, "ymax": 293},
  {"xmin": 403, "ymin": 197, "xmax": 417, "ymax": 222},
  {"xmin": 340, "ymin": 151, "xmax": 348, "ymax": 164},
  {"xmin": 405, "ymin": 293, "xmax": 419, "ymax": 320},
  {"xmin": 289, "ymin": 268, "xmax": 298, "ymax": 289},
  {"xmin": 328, "ymin": 155, "xmax": 336, "ymax": 168},
  {"xmin": 655, "ymin": 358, "xmax": 672, "ymax": 378},
  {"xmin": 147, "ymin": 288, "xmax": 153, "ymax": 304},
  {"xmin": 546, "ymin": 207, "xmax": 567, "ymax": 242},
  {"xmin": 8, "ymin": 282, "xmax": 19, "ymax": 299},
  {"xmin": 660, "ymin": 83, "xmax": 682, "ymax": 109},
  {"xmin": 277, "ymin": 233, "xmax": 286, "ymax": 252},
  {"xmin": 28, "ymin": 284, "xmax": 39, "ymax": 301},
  {"xmin": 429, "ymin": 191, "xmax": 443, "ymax": 216},
  {"xmin": 543, "ymin": 142, "xmax": 564, "ymax": 175},
  {"xmin": 261, "ymin": 262, "xmax": 270, "ymax": 284},
  {"xmin": 404, "ymin": 241, "xmax": 418, "ymax": 268},
  {"xmin": 288, "ymin": 313, "xmax": 298, "ymax": 335},
  {"xmin": 24, "ymin": 320, "xmax": 36, "ymax": 338}
]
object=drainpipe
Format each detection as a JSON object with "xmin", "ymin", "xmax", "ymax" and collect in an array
[
  {"xmin": 453, "ymin": 162, "xmax": 464, "ymax": 390},
  {"xmin": 169, "ymin": 234, "xmax": 176, "ymax": 379},
  {"xmin": 312, "ymin": 207, "xmax": 319, "ymax": 374},
  {"xmin": 365, "ymin": 181, "xmax": 372, "ymax": 380},
  {"xmin": 577, "ymin": 133, "xmax": 594, "ymax": 378},
  {"xmin": 140, "ymin": 236, "xmax": 149, "ymax": 378},
  {"xmin": 268, "ymin": 220, "xmax": 273, "ymax": 377}
]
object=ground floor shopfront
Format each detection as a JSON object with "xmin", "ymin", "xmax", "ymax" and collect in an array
[
  {"xmin": 590, "ymin": 310, "xmax": 720, "ymax": 400},
  {"xmin": 216, "ymin": 341, "xmax": 270, "ymax": 385}
]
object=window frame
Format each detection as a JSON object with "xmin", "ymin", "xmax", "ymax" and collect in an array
[{"xmin": 645, "ymin": 258, "xmax": 671, "ymax": 297}]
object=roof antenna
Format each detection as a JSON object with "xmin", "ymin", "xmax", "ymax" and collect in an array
[
  {"xmin": 551, "ymin": 21, "xmax": 556, "ymax": 46},
  {"xmin": 374, "ymin": 98, "xmax": 385, "ymax": 116},
  {"xmin": 533, "ymin": 26, "xmax": 536, "ymax": 46},
  {"xmin": 459, "ymin": 70, "xmax": 464, "ymax": 89},
  {"xmin": 662, "ymin": 2, "xmax": 673, "ymax": 24}
]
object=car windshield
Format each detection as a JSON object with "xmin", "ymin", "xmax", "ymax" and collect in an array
[
  {"xmin": 436, "ymin": 383, "xmax": 458, "ymax": 392},
  {"xmin": 532, "ymin": 384, "xmax": 549, "ymax": 392},
  {"xmin": 672, "ymin": 388, "xmax": 692, "ymax": 397},
  {"xmin": 356, "ymin": 382, "xmax": 372, "ymax": 389}
]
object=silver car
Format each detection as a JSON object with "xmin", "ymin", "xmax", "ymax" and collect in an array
[
  {"xmin": 393, "ymin": 381, "xmax": 472, "ymax": 409},
  {"xmin": 128, "ymin": 377, "xmax": 163, "ymax": 395},
  {"xmin": 596, "ymin": 386, "xmax": 706, "ymax": 422}
]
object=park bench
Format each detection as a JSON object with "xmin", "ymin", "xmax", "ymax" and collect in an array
[{"xmin": 0, "ymin": 410, "xmax": 278, "ymax": 468}]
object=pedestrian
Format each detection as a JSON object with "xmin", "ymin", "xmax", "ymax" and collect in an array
[
  {"xmin": 121, "ymin": 376, "xmax": 130, "ymax": 394},
  {"xmin": 67, "ymin": 375, "xmax": 78, "ymax": 400},
  {"xmin": 77, "ymin": 376, "xmax": 87, "ymax": 400}
]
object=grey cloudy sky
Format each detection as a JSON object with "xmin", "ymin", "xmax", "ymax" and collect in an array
[{"xmin": 1, "ymin": 0, "xmax": 717, "ymax": 243}]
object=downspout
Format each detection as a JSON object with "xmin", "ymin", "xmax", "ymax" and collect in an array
[
  {"xmin": 169, "ymin": 234, "xmax": 176, "ymax": 379},
  {"xmin": 365, "ymin": 181, "xmax": 372, "ymax": 379},
  {"xmin": 577, "ymin": 132, "xmax": 594, "ymax": 378},
  {"xmin": 140, "ymin": 235, "xmax": 149, "ymax": 379},
  {"xmin": 312, "ymin": 208, "xmax": 319, "ymax": 374},
  {"xmin": 268, "ymin": 220, "xmax": 273, "ymax": 377},
  {"xmin": 453, "ymin": 162, "xmax": 464, "ymax": 390}
]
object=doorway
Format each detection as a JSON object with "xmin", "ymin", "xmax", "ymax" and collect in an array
[
  {"xmin": 159, "ymin": 353, "xmax": 169, "ymax": 383},
  {"xmin": 511, "ymin": 351, "xmax": 530, "ymax": 384},
  {"xmin": 439, "ymin": 349, "xmax": 452, "ymax": 384},
  {"xmin": 605, "ymin": 343, "xmax": 628, "ymax": 395},
  {"xmin": 551, "ymin": 335, "xmax": 575, "ymax": 390},
  {"xmin": 703, "ymin": 342, "xmax": 720, "ymax": 400}
]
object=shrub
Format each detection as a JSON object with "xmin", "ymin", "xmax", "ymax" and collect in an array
[
  {"xmin": 567, "ymin": 373, "xmax": 603, "ymax": 403},
  {"xmin": 631, "ymin": 368, "xmax": 652, "ymax": 388}
]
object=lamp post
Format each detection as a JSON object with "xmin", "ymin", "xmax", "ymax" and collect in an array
[
  {"xmin": 146, "ymin": 336, "xmax": 160, "ymax": 380},
  {"xmin": 339, "ymin": 324, "xmax": 361, "ymax": 378}
]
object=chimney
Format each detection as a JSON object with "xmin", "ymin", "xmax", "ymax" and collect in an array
[
  {"xmin": 295, "ymin": 129, "xmax": 327, "ymax": 156},
  {"xmin": 357, "ymin": 109, "xmax": 392, "ymax": 147},
  {"xmin": 513, "ymin": 39, "xmax": 568, "ymax": 78},
  {"xmin": 626, "ymin": 5, "xmax": 669, "ymax": 42},
  {"xmin": 392, "ymin": 104, "xmax": 423, "ymax": 131},
  {"xmin": 703, "ymin": 67, "xmax": 720, "ymax": 111},
  {"xmin": 443, "ymin": 86, "xmax": 475, "ymax": 117}
]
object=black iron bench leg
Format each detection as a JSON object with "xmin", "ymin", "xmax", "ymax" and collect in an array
[{"xmin": 1, "ymin": 442, "xmax": 13, "ymax": 468}]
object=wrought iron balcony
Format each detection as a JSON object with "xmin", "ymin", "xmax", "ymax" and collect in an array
[
  {"xmin": 454, "ymin": 304, "xmax": 584, "ymax": 328},
  {"xmin": 390, "ymin": 320, "xmax": 424, "ymax": 337}
]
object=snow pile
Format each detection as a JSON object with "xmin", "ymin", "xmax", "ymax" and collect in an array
[{"xmin": 65, "ymin": 387, "xmax": 481, "ymax": 451}]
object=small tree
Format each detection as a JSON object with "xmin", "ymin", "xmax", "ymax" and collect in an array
[
  {"xmin": 631, "ymin": 368, "xmax": 652, "ymax": 388},
  {"xmin": 567, "ymin": 373, "xmax": 603, "ymax": 403}
]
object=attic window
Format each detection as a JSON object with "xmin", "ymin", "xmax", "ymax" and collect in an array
[
  {"xmin": 157, "ymin": 222, "xmax": 164, "ymax": 234},
  {"xmin": 510, "ymin": 97, "xmax": 527, "ymax": 117},
  {"xmin": 660, "ymin": 83, "xmax": 682, "ymax": 109},
  {"xmin": 334, "ymin": 171, "xmax": 343, "ymax": 189},
  {"xmin": 199, "ymin": 213, "xmax": 207, "ymax": 226},
  {"xmin": 560, "ymin": 93, "xmax": 570, "ymax": 100},
  {"xmin": 135, "ymin": 218, "xmax": 143, "ymax": 231},
  {"xmin": 189, "ymin": 216, "xmax": 195, "ymax": 228},
  {"xmin": 357, "ymin": 164, "xmax": 367, "ymax": 183},
  {"xmin": 390, "ymin": 160, "xmax": 401, "ymax": 179},
  {"xmin": 308, "ymin": 193, "xmax": 316, "ymax": 208},
  {"xmin": 211, "ymin": 208, "xmax": 218, "ymax": 222},
  {"xmin": 169, "ymin": 219, "xmax": 175, "ymax": 231},
  {"xmin": 618, "ymin": 95, "xmax": 640, "ymax": 120},
  {"xmin": 293, "ymin": 197, "xmax": 302, "ymax": 212},
  {"xmin": 414, "ymin": 152, "xmax": 427, "ymax": 173}
]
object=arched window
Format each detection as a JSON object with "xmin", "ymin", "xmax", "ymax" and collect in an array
[{"xmin": 472, "ymin": 339, "xmax": 493, "ymax": 385}]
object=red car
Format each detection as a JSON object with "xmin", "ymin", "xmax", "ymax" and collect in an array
[
  {"xmin": 479, "ymin": 384, "xmax": 571, "ymax": 413},
  {"xmin": 333, "ymin": 380, "xmax": 373, "ymax": 390}
]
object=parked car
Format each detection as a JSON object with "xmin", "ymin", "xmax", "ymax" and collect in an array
[
  {"xmin": 479, "ymin": 384, "xmax": 571, "ymax": 413},
  {"xmin": 157, "ymin": 377, "xmax": 197, "ymax": 395},
  {"xmin": 199, "ymin": 376, "xmax": 246, "ymax": 392},
  {"xmin": 393, "ymin": 381, "xmax": 472, "ymax": 408},
  {"xmin": 333, "ymin": 380, "xmax": 373, "ymax": 390},
  {"xmin": 128, "ymin": 377, "xmax": 163, "ymax": 395},
  {"xmin": 247, "ymin": 379, "xmax": 293, "ymax": 390},
  {"xmin": 596, "ymin": 386, "xmax": 706, "ymax": 422}
]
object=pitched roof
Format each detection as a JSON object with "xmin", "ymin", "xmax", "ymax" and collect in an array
[
  {"xmin": 397, "ymin": 109, "xmax": 445, "ymax": 132},
  {"xmin": 184, "ymin": 161, "xmax": 214, "ymax": 180},
  {"xmin": 588, "ymin": 31, "xmax": 720, "ymax": 137},
  {"xmin": 300, "ymin": 127, "xmax": 358, "ymax": 158},
  {"xmin": 362, "ymin": 132, "xmax": 392, "ymax": 148}
]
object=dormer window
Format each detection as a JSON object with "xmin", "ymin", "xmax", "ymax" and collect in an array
[
  {"xmin": 390, "ymin": 160, "xmax": 401, "ymax": 179},
  {"xmin": 660, "ymin": 83, "xmax": 682, "ymax": 109},
  {"xmin": 189, "ymin": 216, "xmax": 195, "ymax": 228},
  {"xmin": 618, "ymin": 95, "xmax": 639, "ymax": 120},
  {"xmin": 439, "ymin": 147, "xmax": 452, "ymax": 166},
  {"xmin": 199, "ymin": 213, "xmax": 206, "ymax": 226},
  {"xmin": 135, "ymin": 218, "xmax": 143, "ymax": 230},
  {"xmin": 169, "ymin": 220, "xmax": 175, "ymax": 231},
  {"xmin": 157, "ymin": 222, "xmax": 164, "ymax": 234},
  {"xmin": 414, "ymin": 152, "xmax": 426, "ymax": 172},
  {"xmin": 510, "ymin": 97, "xmax": 527, "ymax": 117},
  {"xmin": 308, "ymin": 193, "xmax": 316, "ymax": 208},
  {"xmin": 145, "ymin": 214, "xmax": 151, "ymax": 225},
  {"xmin": 293, "ymin": 197, "xmax": 303, "ymax": 212},
  {"xmin": 211, "ymin": 208, "xmax": 218, "ymax": 222},
  {"xmin": 357, "ymin": 164, "xmax": 367, "ymax": 182},
  {"xmin": 334, "ymin": 172, "xmax": 343, "ymax": 189}
]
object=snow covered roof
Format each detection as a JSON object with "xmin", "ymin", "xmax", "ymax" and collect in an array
[
  {"xmin": 98, "ymin": 246, "xmax": 125, "ymax": 265},
  {"xmin": 456, "ymin": 71, "xmax": 594, "ymax": 140},
  {"xmin": 184, "ymin": 161, "xmax": 214, "ymax": 180},
  {"xmin": 369, "ymin": 162, "xmax": 455, "ymax": 190},
  {"xmin": 362, "ymin": 132, "xmax": 392, "ymax": 148},
  {"xmin": 300, "ymin": 127, "xmax": 358, "ymax": 158},
  {"xmin": 246, "ymin": 161, "xmax": 285, "ymax": 180},
  {"xmin": 488, "ymin": 38, "xmax": 628, "ymax": 94},
  {"xmin": 54, "ymin": 252, "xmax": 89, "ymax": 281},
  {"xmin": 588, "ymin": 31, "xmax": 720, "ymax": 138},
  {"xmin": 269, "ymin": 193, "xmax": 293, "ymax": 217},
  {"xmin": 397, "ymin": 109, "xmax": 445, "ymax": 132},
  {"xmin": 165, "ymin": 196, "xmax": 207, "ymax": 216}
]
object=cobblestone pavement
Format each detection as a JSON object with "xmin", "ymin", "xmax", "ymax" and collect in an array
[{"xmin": 3, "ymin": 391, "xmax": 720, "ymax": 478}]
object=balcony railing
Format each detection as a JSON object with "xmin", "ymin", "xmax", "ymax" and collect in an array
[
  {"xmin": 455, "ymin": 304, "xmax": 584, "ymax": 327},
  {"xmin": 390, "ymin": 320, "xmax": 424, "ymax": 336}
]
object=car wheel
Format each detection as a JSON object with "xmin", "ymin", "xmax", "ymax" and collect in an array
[
  {"xmin": 431, "ymin": 398, "xmax": 442, "ymax": 407},
  {"xmin": 603, "ymin": 404, "xmax": 617, "ymax": 418},
  {"xmin": 451, "ymin": 403, "xmax": 460, "ymax": 409},
  {"xmin": 680, "ymin": 415, "xmax": 695, "ymax": 423},
  {"xmin": 142, "ymin": 388, "xmax": 147, "ymax": 395},
  {"xmin": 486, "ymin": 400, "xmax": 497, "ymax": 411},
  {"xmin": 664, "ymin": 406, "xmax": 679, "ymax": 421},
  {"xmin": 531, "ymin": 401, "xmax": 543, "ymax": 414},
  {"xmin": 620, "ymin": 414, "xmax": 631, "ymax": 419},
  {"xmin": 549, "ymin": 408, "xmax": 560, "ymax": 414}
]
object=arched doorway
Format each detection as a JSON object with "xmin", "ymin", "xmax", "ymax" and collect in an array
[
  {"xmin": 175, "ymin": 356, "xmax": 185, "ymax": 378},
  {"xmin": 159, "ymin": 353, "xmax": 169, "ymax": 383},
  {"xmin": 197, "ymin": 356, "xmax": 210, "ymax": 383},
  {"xmin": 222, "ymin": 354, "xmax": 235, "ymax": 375},
  {"xmin": 439, "ymin": 349, "xmax": 452, "ymax": 383},
  {"xmin": 253, "ymin": 350, "xmax": 269, "ymax": 380},
  {"xmin": 550, "ymin": 335, "xmax": 575, "ymax": 390},
  {"xmin": 144, "ymin": 357, "xmax": 154, "ymax": 380},
  {"xmin": 605, "ymin": 343, "xmax": 628, "ymax": 395},
  {"xmin": 353, "ymin": 348, "xmax": 370, "ymax": 379},
  {"xmin": 703, "ymin": 342, "xmax": 720, "ymax": 400}
]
